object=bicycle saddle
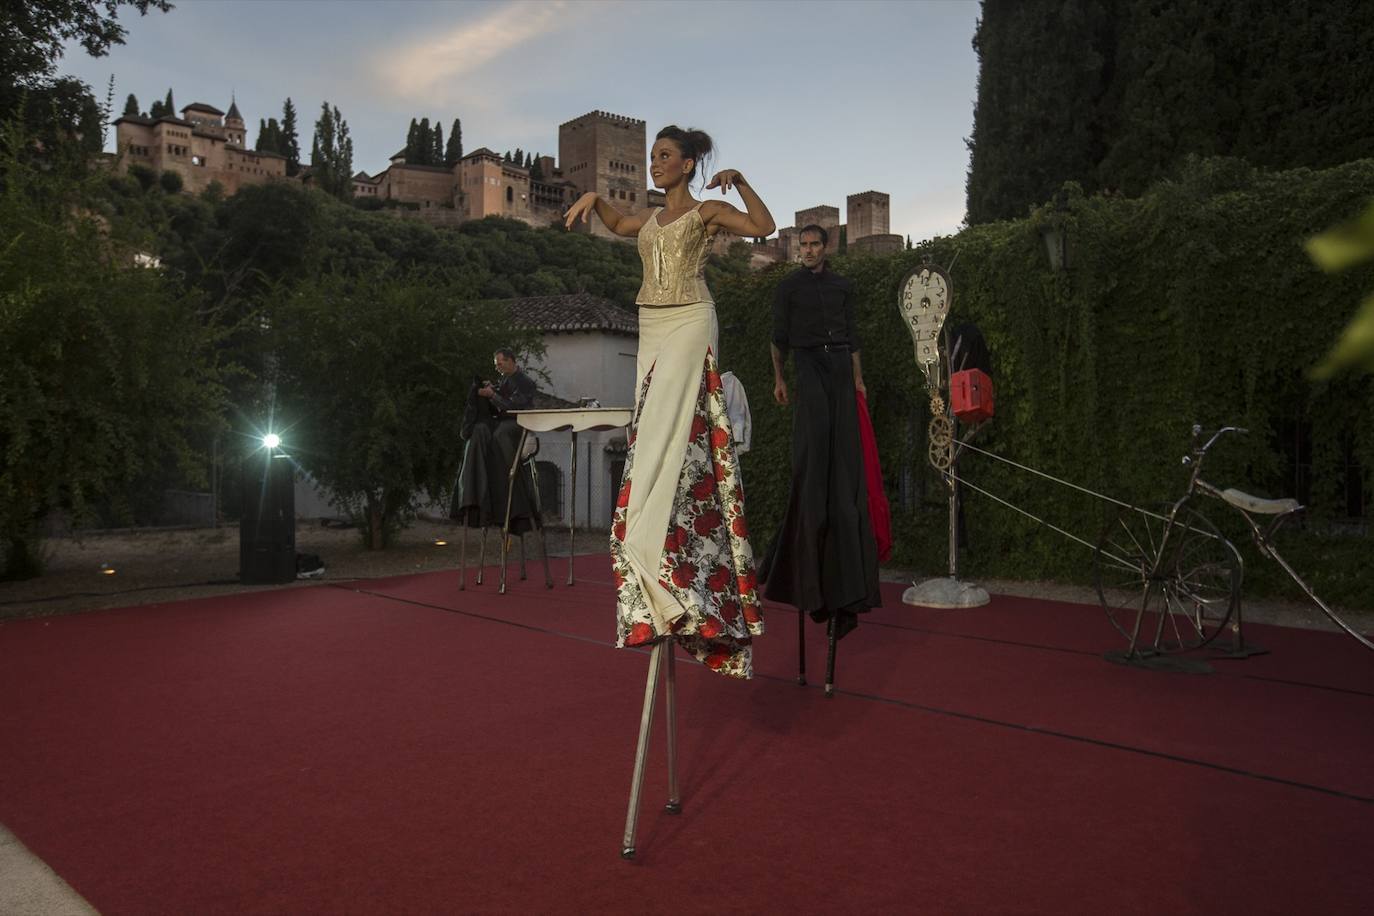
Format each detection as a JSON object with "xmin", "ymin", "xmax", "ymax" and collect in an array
[{"xmin": 1220, "ymin": 488, "xmax": 1301, "ymax": 516}]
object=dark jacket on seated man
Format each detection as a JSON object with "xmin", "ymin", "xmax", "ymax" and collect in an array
[{"xmin": 452, "ymin": 361, "xmax": 540, "ymax": 532}]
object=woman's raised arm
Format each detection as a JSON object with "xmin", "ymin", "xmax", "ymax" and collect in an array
[
  {"xmin": 701, "ymin": 170, "xmax": 776, "ymax": 238},
  {"xmin": 564, "ymin": 191, "xmax": 649, "ymax": 237}
]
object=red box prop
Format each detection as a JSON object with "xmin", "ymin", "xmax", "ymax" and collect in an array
[{"xmin": 950, "ymin": 369, "xmax": 995, "ymax": 423}]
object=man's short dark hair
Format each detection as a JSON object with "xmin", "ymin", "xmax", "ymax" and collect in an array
[
  {"xmin": 798, "ymin": 224, "xmax": 828, "ymax": 247},
  {"xmin": 494, "ymin": 347, "xmax": 516, "ymax": 361}
]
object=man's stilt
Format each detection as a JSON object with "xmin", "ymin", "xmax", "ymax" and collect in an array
[
  {"xmin": 797, "ymin": 609, "xmax": 807, "ymax": 686},
  {"xmin": 476, "ymin": 528, "xmax": 487, "ymax": 585},
  {"xmin": 824, "ymin": 612, "xmax": 838, "ymax": 698},
  {"xmin": 458, "ymin": 523, "xmax": 467, "ymax": 591},
  {"xmin": 622, "ymin": 641, "xmax": 666, "ymax": 859}
]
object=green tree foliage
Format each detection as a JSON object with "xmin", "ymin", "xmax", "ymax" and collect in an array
[
  {"xmin": 529, "ymin": 154, "xmax": 544, "ymax": 182},
  {"xmin": 415, "ymin": 117, "xmax": 432, "ymax": 165},
  {"xmin": 0, "ymin": 0, "xmax": 171, "ymax": 91},
  {"xmin": 280, "ymin": 97, "xmax": 300, "ymax": 176},
  {"xmin": 310, "ymin": 101, "xmax": 352, "ymax": 199},
  {"xmin": 270, "ymin": 271, "xmax": 541, "ymax": 548},
  {"xmin": 965, "ymin": 0, "xmax": 1374, "ymax": 224},
  {"xmin": 432, "ymin": 121, "xmax": 443, "ymax": 168},
  {"xmin": 716, "ymin": 157, "xmax": 1374, "ymax": 606},
  {"xmin": 1, "ymin": 1, "xmax": 170, "ymax": 158},
  {"xmin": 445, "ymin": 117, "xmax": 462, "ymax": 166},
  {"xmin": 121, "ymin": 91, "xmax": 138, "ymax": 116},
  {"xmin": 161, "ymin": 86, "xmax": 173, "ymax": 117},
  {"xmin": 255, "ymin": 116, "xmax": 283, "ymax": 154},
  {"xmin": 0, "ymin": 123, "xmax": 226, "ymax": 576},
  {"xmin": 158, "ymin": 168, "xmax": 181, "ymax": 193}
]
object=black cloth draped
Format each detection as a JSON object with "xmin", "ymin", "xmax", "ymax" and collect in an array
[
  {"xmin": 759, "ymin": 347, "xmax": 881, "ymax": 638},
  {"xmin": 451, "ymin": 372, "xmax": 539, "ymax": 533}
]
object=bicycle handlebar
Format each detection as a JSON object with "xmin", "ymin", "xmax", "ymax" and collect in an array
[{"xmin": 1182, "ymin": 424, "xmax": 1249, "ymax": 467}]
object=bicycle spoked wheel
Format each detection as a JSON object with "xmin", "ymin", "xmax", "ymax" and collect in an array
[{"xmin": 1093, "ymin": 504, "xmax": 1240, "ymax": 654}]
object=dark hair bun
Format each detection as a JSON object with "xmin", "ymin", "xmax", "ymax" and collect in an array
[{"xmin": 655, "ymin": 125, "xmax": 715, "ymax": 184}]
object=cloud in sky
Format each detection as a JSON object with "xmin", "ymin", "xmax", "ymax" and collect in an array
[{"xmin": 374, "ymin": 1, "xmax": 570, "ymax": 100}]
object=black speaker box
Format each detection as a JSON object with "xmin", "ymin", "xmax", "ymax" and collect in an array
[{"xmin": 240, "ymin": 453, "xmax": 296, "ymax": 584}]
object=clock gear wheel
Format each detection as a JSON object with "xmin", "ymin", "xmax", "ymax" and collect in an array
[{"xmin": 928, "ymin": 411, "xmax": 953, "ymax": 471}]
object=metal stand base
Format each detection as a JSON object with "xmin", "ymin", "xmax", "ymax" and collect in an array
[
  {"xmin": 1103, "ymin": 650, "xmax": 1213, "ymax": 675},
  {"xmin": 903, "ymin": 576, "xmax": 990, "ymax": 608},
  {"xmin": 1209, "ymin": 643, "xmax": 1269, "ymax": 660}
]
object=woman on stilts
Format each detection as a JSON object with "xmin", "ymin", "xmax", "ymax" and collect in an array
[
  {"xmin": 564, "ymin": 126, "xmax": 774, "ymax": 677},
  {"xmin": 564, "ymin": 126, "xmax": 775, "ymax": 857}
]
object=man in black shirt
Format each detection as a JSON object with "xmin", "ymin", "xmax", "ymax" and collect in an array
[
  {"xmin": 760, "ymin": 225, "xmax": 881, "ymax": 696},
  {"xmin": 453, "ymin": 348, "xmax": 539, "ymax": 531}
]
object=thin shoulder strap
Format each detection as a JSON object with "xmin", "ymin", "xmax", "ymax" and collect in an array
[{"xmin": 691, "ymin": 199, "xmax": 706, "ymax": 211}]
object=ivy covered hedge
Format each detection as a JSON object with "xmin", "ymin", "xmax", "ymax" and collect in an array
[{"xmin": 717, "ymin": 157, "xmax": 1374, "ymax": 607}]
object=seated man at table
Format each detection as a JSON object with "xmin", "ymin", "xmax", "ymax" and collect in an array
[{"xmin": 452, "ymin": 348, "xmax": 539, "ymax": 532}]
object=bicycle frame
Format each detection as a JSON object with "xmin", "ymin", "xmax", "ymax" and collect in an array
[{"xmin": 1180, "ymin": 426, "xmax": 1372, "ymax": 652}]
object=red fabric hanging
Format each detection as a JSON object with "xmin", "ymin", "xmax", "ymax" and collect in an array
[{"xmin": 855, "ymin": 390, "xmax": 892, "ymax": 563}]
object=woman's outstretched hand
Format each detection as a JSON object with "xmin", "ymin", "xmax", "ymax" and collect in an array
[
  {"xmin": 563, "ymin": 191, "xmax": 598, "ymax": 229},
  {"xmin": 705, "ymin": 169, "xmax": 744, "ymax": 194}
]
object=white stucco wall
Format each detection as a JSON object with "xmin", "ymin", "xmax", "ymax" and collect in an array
[{"xmin": 293, "ymin": 328, "xmax": 641, "ymax": 531}]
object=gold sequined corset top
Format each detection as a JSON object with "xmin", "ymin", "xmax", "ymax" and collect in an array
[{"xmin": 635, "ymin": 204, "xmax": 714, "ymax": 306}]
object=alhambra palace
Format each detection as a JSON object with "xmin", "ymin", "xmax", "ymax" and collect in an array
[{"xmin": 113, "ymin": 102, "xmax": 904, "ymax": 263}]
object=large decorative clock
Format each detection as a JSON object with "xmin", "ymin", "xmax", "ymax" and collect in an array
[{"xmin": 898, "ymin": 263, "xmax": 951, "ymax": 391}]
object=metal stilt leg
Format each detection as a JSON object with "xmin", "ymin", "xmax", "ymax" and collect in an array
[
  {"xmin": 458, "ymin": 523, "xmax": 467, "ymax": 591},
  {"xmin": 537, "ymin": 522, "xmax": 553, "ymax": 589},
  {"xmin": 824, "ymin": 612, "xmax": 838, "ymax": 698},
  {"xmin": 622, "ymin": 641, "xmax": 665, "ymax": 860},
  {"xmin": 499, "ymin": 431, "xmax": 527, "ymax": 596},
  {"xmin": 519, "ymin": 534, "xmax": 528, "ymax": 581},
  {"xmin": 476, "ymin": 528, "xmax": 487, "ymax": 585},
  {"xmin": 797, "ymin": 609, "xmax": 807, "ymax": 686},
  {"xmin": 663, "ymin": 645, "xmax": 680, "ymax": 815}
]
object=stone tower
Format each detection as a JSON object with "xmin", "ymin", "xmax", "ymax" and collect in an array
[
  {"xmin": 846, "ymin": 190, "xmax": 889, "ymax": 242},
  {"xmin": 224, "ymin": 97, "xmax": 246, "ymax": 148},
  {"xmin": 795, "ymin": 205, "xmax": 841, "ymax": 254},
  {"xmin": 558, "ymin": 110, "xmax": 646, "ymax": 240}
]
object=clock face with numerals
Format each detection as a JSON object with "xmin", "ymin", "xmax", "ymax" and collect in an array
[{"xmin": 898, "ymin": 265, "xmax": 952, "ymax": 383}]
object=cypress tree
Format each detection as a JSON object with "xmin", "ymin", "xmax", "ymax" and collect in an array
[
  {"xmin": 432, "ymin": 121, "xmax": 444, "ymax": 167},
  {"xmin": 312, "ymin": 101, "xmax": 353, "ymax": 199},
  {"xmin": 255, "ymin": 118, "xmax": 268, "ymax": 151},
  {"xmin": 122, "ymin": 93, "xmax": 139, "ymax": 117},
  {"xmin": 163, "ymin": 87, "xmax": 175, "ymax": 117},
  {"xmin": 405, "ymin": 118, "xmax": 419, "ymax": 162},
  {"xmin": 446, "ymin": 117, "xmax": 463, "ymax": 165},
  {"xmin": 965, "ymin": 0, "xmax": 1374, "ymax": 224},
  {"xmin": 417, "ymin": 117, "xmax": 432, "ymax": 165},
  {"xmin": 281, "ymin": 98, "xmax": 301, "ymax": 176}
]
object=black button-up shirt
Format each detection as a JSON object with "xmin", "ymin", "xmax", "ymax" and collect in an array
[
  {"xmin": 771, "ymin": 266, "xmax": 860, "ymax": 352},
  {"xmin": 490, "ymin": 369, "xmax": 536, "ymax": 417}
]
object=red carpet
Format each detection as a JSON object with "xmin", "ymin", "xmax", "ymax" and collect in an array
[{"xmin": 1, "ymin": 555, "xmax": 1371, "ymax": 915}]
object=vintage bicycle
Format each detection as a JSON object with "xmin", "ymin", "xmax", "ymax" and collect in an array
[{"xmin": 1091, "ymin": 424, "xmax": 1373, "ymax": 662}]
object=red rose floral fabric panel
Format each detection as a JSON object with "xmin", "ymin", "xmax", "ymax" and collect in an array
[{"xmin": 612, "ymin": 351, "xmax": 764, "ymax": 678}]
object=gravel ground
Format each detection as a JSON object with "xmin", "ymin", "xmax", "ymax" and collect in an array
[{"xmin": 2, "ymin": 520, "xmax": 1370, "ymax": 641}]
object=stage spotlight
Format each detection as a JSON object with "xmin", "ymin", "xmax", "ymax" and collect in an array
[
  {"xmin": 100, "ymin": 564, "xmax": 116, "ymax": 576},
  {"xmin": 433, "ymin": 539, "xmax": 448, "ymax": 547},
  {"xmin": 263, "ymin": 433, "xmax": 281, "ymax": 449}
]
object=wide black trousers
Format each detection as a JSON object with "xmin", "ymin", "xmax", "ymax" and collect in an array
[
  {"xmin": 760, "ymin": 348, "xmax": 881, "ymax": 638},
  {"xmin": 450, "ymin": 419, "xmax": 537, "ymax": 534}
]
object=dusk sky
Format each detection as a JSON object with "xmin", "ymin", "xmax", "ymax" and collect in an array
[{"xmin": 60, "ymin": 0, "xmax": 983, "ymax": 243}]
